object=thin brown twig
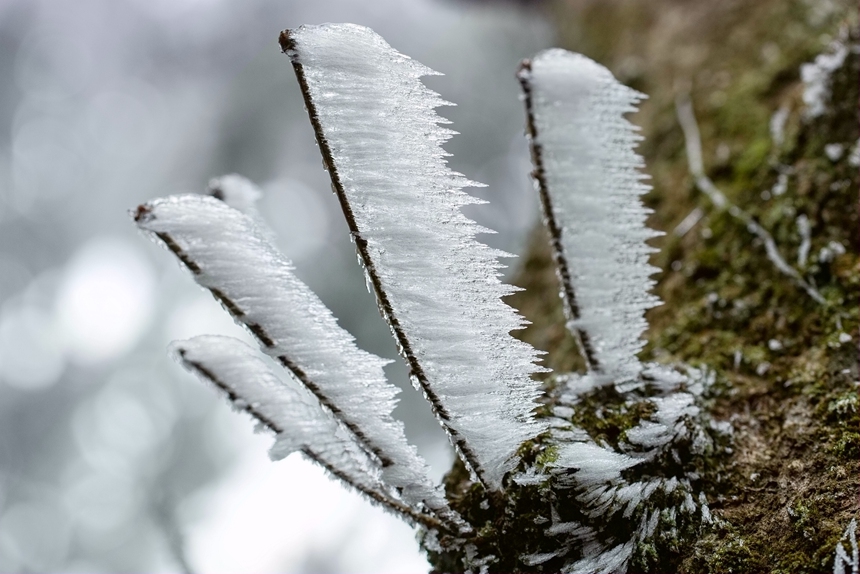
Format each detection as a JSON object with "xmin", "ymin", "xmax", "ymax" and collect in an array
[{"xmin": 176, "ymin": 349, "xmax": 447, "ymax": 531}]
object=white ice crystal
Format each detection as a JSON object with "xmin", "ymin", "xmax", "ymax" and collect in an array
[
  {"xmin": 769, "ymin": 105, "xmax": 790, "ymax": 147},
  {"xmin": 554, "ymin": 442, "xmax": 641, "ymax": 486},
  {"xmin": 796, "ymin": 214, "xmax": 812, "ymax": 267},
  {"xmin": 521, "ymin": 551, "xmax": 562, "ymax": 566},
  {"xmin": 825, "ymin": 143, "xmax": 845, "ymax": 161},
  {"xmin": 564, "ymin": 540, "xmax": 635, "ymax": 574},
  {"xmin": 849, "ymin": 139, "xmax": 860, "ymax": 167},
  {"xmin": 518, "ymin": 49, "xmax": 661, "ymax": 388},
  {"xmin": 820, "ymin": 240, "xmax": 847, "ymax": 263},
  {"xmin": 282, "ymin": 23, "xmax": 547, "ymax": 490},
  {"xmin": 170, "ymin": 335, "xmax": 432, "ymax": 522},
  {"xmin": 626, "ymin": 393, "xmax": 699, "ymax": 451},
  {"xmin": 834, "ymin": 518, "xmax": 859, "ymax": 574},
  {"xmin": 801, "ymin": 38, "xmax": 848, "ymax": 118},
  {"xmin": 135, "ymin": 194, "xmax": 459, "ymax": 528}
]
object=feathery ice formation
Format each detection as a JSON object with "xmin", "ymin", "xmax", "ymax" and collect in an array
[
  {"xmin": 133, "ymin": 24, "xmax": 722, "ymax": 573},
  {"xmin": 281, "ymin": 24, "xmax": 548, "ymax": 490}
]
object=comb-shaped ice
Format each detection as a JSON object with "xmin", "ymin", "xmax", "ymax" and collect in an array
[
  {"xmin": 520, "ymin": 49, "xmax": 661, "ymax": 386},
  {"xmin": 554, "ymin": 442, "xmax": 642, "ymax": 486},
  {"xmin": 172, "ymin": 335, "xmax": 452, "ymax": 528},
  {"xmin": 136, "ymin": 195, "xmax": 457, "ymax": 525},
  {"xmin": 284, "ymin": 23, "xmax": 547, "ymax": 489}
]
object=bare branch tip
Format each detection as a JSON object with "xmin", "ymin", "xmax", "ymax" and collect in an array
[
  {"xmin": 132, "ymin": 203, "xmax": 153, "ymax": 223},
  {"xmin": 516, "ymin": 58, "xmax": 533, "ymax": 78},
  {"xmin": 279, "ymin": 30, "xmax": 296, "ymax": 55}
]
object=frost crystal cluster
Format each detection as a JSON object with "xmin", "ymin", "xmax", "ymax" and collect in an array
[
  {"xmin": 801, "ymin": 36, "xmax": 851, "ymax": 118},
  {"xmin": 133, "ymin": 23, "xmax": 721, "ymax": 573}
]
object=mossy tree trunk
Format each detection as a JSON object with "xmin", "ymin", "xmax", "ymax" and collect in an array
[{"xmin": 432, "ymin": 1, "xmax": 858, "ymax": 572}]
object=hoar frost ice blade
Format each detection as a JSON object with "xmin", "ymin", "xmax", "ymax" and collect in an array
[
  {"xmin": 281, "ymin": 23, "xmax": 547, "ymax": 490},
  {"xmin": 519, "ymin": 50, "xmax": 719, "ymax": 574},
  {"xmin": 171, "ymin": 335, "xmax": 443, "ymax": 528},
  {"xmin": 134, "ymin": 193, "xmax": 461, "ymax": 531},
  {"xmin": 518, "ymin": 49, "xmax": 661, "ymax": 387}
]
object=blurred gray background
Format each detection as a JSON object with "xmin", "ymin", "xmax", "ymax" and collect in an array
[{"xmin": 0, "ymin": 0, "xmax": 552, "ymax": 571}]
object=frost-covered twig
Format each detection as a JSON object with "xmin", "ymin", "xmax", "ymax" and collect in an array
[
  {"xmin": 518, "ymin": 49, "xmax": 662, "ymax": 387},
  {"xmin": 172, "ymin": 335, "xmax": 446, "ymax": 530},
  {"xmin": 281, "ymin": 23, "xmax": 547, "ymax": 491},
  {"xmin": 674, "ymin": 94, "xmax": 826, "ymax": 305},
  {"xmin": 518, "ymin": 58, "xmax": 598, "ymax": 372},
  {"xmin": 134, "ymin": 195, "xmax": 462, "ymax": 530},
  {"xmin": 518, "ymin": 50, "xmax": 720, "ymax": 574}
]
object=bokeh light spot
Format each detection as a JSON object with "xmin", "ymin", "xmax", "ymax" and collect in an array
[{"xmin": 55, "ymin": 236, "xmax": 155, "ymax": 365}]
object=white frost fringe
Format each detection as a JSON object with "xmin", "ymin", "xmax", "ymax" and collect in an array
[
  {"xmin": 518, "ymin": 48, "xmax": 661, "ymax": 387},
  {"xmin": 136, "ymin": 194, "xmax": 460, "ymax": 527},
  {"xmin": 172, "ymin": 337, "xmax": 380, "ymax": 490},
  {"xmin": 285, "ymin": 23, "xmax": 547, "ymax": 489},
  {"xmin": 171, "ymin": 335, "xmax": 456, "ymax": 529},
  {"xmin": 520, "ymin": 49, "xmax": 721, "ymax": 573}
]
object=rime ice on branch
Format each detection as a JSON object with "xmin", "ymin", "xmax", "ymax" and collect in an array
[
  {"xmin": 131, "ymin": 25, "xmax": 726, "ymax": 572},
  {"xmin": 134, "ymin": 194, "xmax": 461, "ymax": 530},
  {"xmin": 171, "ymin": 335, "xmax": 443, "ymax": 529},
  {"xmin": 281, "ymin": 23, "xmax": 547, "ymax": 490},
  {"xmin": 518, "ymin": 50, "xmax": 718, "ymax": 574},
  {"xmin": 518, "ymin": 49, "xmax": 661, "ymax": 387}
]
